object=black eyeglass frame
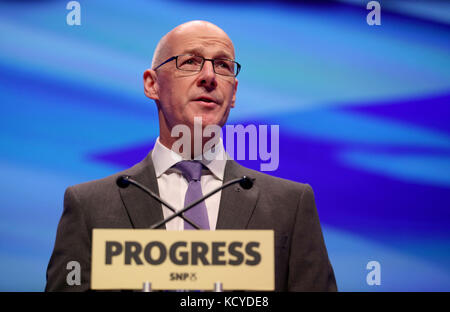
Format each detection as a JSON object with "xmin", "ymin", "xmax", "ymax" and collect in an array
[{"xmin": 153, "ymin": 54, "xmax": 241, "ymax": 77}]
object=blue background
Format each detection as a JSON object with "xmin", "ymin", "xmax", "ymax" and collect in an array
[{"xmin": 0, "ymin": 0, "xmax": 449, "ymax": 291}]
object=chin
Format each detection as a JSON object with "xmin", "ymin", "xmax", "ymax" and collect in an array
[{"xmin": 190, "ymin": 114, "xmax": 223, "ymax": 128}]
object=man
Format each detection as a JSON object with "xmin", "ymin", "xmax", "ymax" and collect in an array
[{"xmin": 45, "ymin": 21, "xmax": 337, "ymax": 291}]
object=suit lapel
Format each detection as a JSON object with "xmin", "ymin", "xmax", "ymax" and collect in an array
[
  {"xmin": 118, "ymin": 153, "xmax": 166, "ymax": 229},
  {"xmin": 216, "ymin": 160, "xmax": 259, "ymax": 229}
]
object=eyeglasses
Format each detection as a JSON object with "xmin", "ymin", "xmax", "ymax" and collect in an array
[{"xmin": 153, "ymin": 54, "xmax": 241, "ymax": 77}]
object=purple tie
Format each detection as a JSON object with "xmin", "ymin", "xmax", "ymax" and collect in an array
[{"xmin": 174, "ymin": 161, "xmax": 210, "ymax": 230}]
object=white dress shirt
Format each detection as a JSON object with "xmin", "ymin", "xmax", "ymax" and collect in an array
[{"xmin": 151, "ymin": 137, "xmax": 229, "ymax": 230}]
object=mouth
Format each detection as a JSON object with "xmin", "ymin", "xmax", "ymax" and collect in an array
[{"xmin": 192, "ymin": 96, "xmax": 219, "ymax": 107}]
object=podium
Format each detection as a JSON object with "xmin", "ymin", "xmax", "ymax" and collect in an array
[{"xmin": 91, "ymin": 229, "xmax": 274, "ymax": 291}]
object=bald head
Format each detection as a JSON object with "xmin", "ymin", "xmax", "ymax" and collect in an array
[
  {"xmin": 143, "ymin": 20, "xmax": 239, "ymax": 153},
  {"xmin": 151, "ymin": 21, "xmax": 235, "ymax": 69}
]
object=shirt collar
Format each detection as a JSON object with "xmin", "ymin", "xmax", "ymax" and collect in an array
[{"xmin": 151, "ymin": 137, "xmax": 228, "ymax": 181}]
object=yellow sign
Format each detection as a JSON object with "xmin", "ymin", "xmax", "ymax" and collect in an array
[{"xmin": 91, "ymin": 229, "xmax": 274, "ymax": 291}]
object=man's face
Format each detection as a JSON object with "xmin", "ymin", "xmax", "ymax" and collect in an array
[{"xmin": 147, "ymin": 23, "xmax": 238, "ymax": 133}]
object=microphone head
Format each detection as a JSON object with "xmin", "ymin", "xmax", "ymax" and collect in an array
[
  {"xmin": 239, "ymin": 176, "xmax": 254, "ymax": 190},
  {"xmin": 116, "ymin": 175, "xmax": 131, "ymax": 188}
]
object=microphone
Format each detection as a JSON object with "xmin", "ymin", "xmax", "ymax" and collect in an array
[
  {"xmin": 150, "ymin": 176, "xmax": 255, "ymax": 229},
  {"xmin": 116, "ymin": 175, "xmax": 201, "ymax": 229},
  {"xmin": 239, "ymin": 176, "xmax": 254, "ymax": 190}
]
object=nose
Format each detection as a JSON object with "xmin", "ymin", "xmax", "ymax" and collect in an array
[{"xmin": 196, "ymin": 59, "xmax": 217, "ymax": 91}]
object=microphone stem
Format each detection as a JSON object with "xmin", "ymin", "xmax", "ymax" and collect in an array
[
  {"xmin": 150, "ymin": 177, "xmax": 245, "ymax": 229},
  {"xmin": 125, "ymin": 177, "xmax": 201, "ymax": 229}
]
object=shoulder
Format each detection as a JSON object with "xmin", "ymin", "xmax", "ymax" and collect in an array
[
  {"xmin": 227, "ymin": 160, "xmax": 313, "ymax": 205},
  {"xmin": 67, "ymin": 171, "xmax": 123, "ymax": 201},
  {"xmin": 231, "ymin": 161, "xmax": 311, "ymax": 192},
  {"xmin": 67, "ymin": 155, "xmax": 151, "ymax": 201}
]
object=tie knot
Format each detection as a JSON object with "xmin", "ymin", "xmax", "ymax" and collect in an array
[{"xmin": 174, "ymin": 160, "xmax": 204, "ymax": 182}]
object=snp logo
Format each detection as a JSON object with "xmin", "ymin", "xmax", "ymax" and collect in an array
[{"xmin": 170, "ymin": 272, "xmax": 197, "ymax": 281}]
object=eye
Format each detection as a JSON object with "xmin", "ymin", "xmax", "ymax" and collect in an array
[
  {"xmin": 216, "ymin": 60, "xmax": 231, "ymax": 70},
  {"xmin": 181, "ymin": 56, "xmax": 201, "ymax": 66}
]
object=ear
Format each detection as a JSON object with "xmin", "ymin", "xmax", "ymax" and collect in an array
[
  {"xmin": 143, "ymin": 69, "xmax": 159, "ymax": 101},
  {"xmin": 231, "ymin": 78, "xmax": 238, "ymax": 108}
]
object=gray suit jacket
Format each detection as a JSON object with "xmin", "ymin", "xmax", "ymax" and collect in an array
[{"xmin": 45, "ymin": 153, "xmax": 337, "ymax": 291}]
